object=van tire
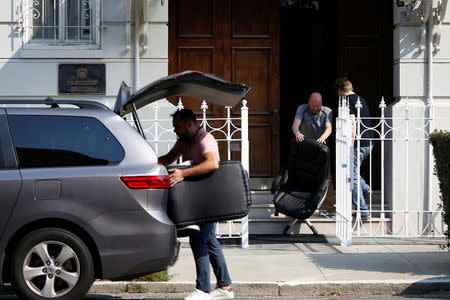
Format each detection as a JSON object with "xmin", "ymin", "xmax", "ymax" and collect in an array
[{"xmin": 10, "ymin": 228, "xmax": 94, "ymax": 300}]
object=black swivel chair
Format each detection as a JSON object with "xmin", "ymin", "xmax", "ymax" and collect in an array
[{"xmin": 271, "ymin": 138, "xmax": 330, "ymax": 236}]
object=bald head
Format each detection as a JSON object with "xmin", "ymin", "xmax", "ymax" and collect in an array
[{"xmin": 308, "ymin": 92, "xmax": 322, "ymax": 115}]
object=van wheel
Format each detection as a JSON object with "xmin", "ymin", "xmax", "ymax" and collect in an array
[{"xmin": 10, "ymin": 228, "xmax": 94, "ymax": 300}]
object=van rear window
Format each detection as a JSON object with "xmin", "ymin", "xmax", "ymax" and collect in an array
[{"xmin": 8, "ymin": 115, "xmax": 125, "ymax": 168}]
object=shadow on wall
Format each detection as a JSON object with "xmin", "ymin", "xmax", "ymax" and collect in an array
[
  {"xmin": 399, "ymin": 31, "xmax": 424, "ymax": 60},
  {"xmin": 398, "ymin": 25, "xmax": 431, "ymax": 96}
]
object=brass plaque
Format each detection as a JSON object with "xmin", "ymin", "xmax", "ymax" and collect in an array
[{"xmin": 58, "ymin": 64, "xmax": 106, "ymax": 95}]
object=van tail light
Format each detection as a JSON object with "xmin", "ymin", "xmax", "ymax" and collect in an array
[{"xmin": 120, "ymin": 176, "xmax": 170, "ymax": 189}]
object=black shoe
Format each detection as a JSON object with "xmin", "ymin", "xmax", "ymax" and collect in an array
[
  {"xmin": 352, "ymin": 212, "xmax": 371, "ymax": 221},
  {"xmin": 361, "ymin": 214, "xmax": 371, "ymax": 221}
]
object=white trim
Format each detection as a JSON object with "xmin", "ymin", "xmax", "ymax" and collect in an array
[
  {"xmin": 394, "ymin": 58, "xmax": 450, "ymax": 63},
  {"xmin": 0, "ymin": 58, "xmax": 168, "ymax": 63},
  {"xmin": 19, "ymin": 49, "xmax": 103, "ymax": 58}
]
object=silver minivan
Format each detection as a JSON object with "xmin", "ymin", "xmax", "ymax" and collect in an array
[{"xmin": 0, "ymin": 71, "xmax": 250, "ymax": 300}]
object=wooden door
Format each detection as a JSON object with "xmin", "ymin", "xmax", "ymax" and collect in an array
[{"xmin": 169, "ymin": 0, "xmax": 280, "ymax": 177}]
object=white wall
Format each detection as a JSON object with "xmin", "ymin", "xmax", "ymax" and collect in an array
[
  {"xmin": 0, "ymin": 0, "xmax": 177, "ymax": 156},
  {"xmin": 0, "ymin": 0, "xmax": 171, "ymax": 105},
  {"xmin": 0, "ymin": 0, "xmax": 177, "ymax": 154},
  {"xmin": 389, "ymin": 1, "xmax": 450, "ymax": 235}
]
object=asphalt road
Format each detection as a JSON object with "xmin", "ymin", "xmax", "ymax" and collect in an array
[
  {"xmin": 3, "ymin": 292, "xmax": 450, "ymax": 299},
  {"xmin": 83, "ymin": 292, "xmax": 450, "ymax": 299}
]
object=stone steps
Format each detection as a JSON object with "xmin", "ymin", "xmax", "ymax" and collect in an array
[{"xmin": 216, "ymin": 190, "xmax": 391, "ymax": 236}]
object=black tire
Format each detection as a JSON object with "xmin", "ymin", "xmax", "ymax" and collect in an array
[{"xmin": 10, "ymin": 228, "xmax": 95, "ymax": 300}]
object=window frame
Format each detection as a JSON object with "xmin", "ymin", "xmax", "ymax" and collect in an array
[
  {"xmin": 0, "ymin": 112, "xmax": 18, "ymax": 170},
  {"xmin": 22, "ymin": 0, "xmax": 102, "ymax": 49}
]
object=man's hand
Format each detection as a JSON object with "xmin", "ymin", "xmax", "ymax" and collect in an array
[
  {"xmin": 317, "ymin": 137, "xmax": 326, "ymax": 144},
  {"xmin": 168, "ymin": 169, "xmax": 184, "ymax": 187},
  {"xmin": 295, "ymin": 132, "xmax": 304, "ymax": 142}
]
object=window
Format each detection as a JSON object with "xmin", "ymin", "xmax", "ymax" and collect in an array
[
  {"xmin": 23, "ymin": 0, "xmax": 101, "ymax": 46},
  {"xmin": 8, "ymin": 115, "xmax": 124, "ymax": 168},
  {"xmin": 0, "ymin": 116, "xmax": 17, "ymax": 169}
]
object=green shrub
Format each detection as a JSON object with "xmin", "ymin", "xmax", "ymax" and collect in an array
[
  {"xmin": 132, "ymin": 270, "xmax": 171, "ymax": 282},
  {"xmin": 429, "ymin": 130, "xmax": 450, "ymax": 251},
  {"xmin": 127, "ymin": 283, "xmax": 149, "ymax": 293}
]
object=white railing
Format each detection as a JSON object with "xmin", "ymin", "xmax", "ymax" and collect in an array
[
  {"xmin": 131, "ymin": 99, "xmax": 250, "ymax": 248},
  {"xmin": 336, "ymin": 97, "xmax": 449, "ymax": 245}
]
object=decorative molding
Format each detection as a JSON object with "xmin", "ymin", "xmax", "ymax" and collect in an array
[
  {"xmin": 125, "ymin": 0, "xmax": 132, "ymax": 50},
  {"xmin": 141, "ymin": 0, "xmax": 149, "ymax": 53},
  {"xmin": 398, "ymin": 0, "xmax": 448, "ymax": 53}
]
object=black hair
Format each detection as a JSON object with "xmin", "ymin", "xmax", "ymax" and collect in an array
[{"xmin": 171, "ymin": 109, "xmax": 197, "ymax": 124}]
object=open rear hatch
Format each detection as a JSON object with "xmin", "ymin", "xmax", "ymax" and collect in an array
[
  {"xmin": 114, "ymin": 71, "xmax": 251, "ymax": 117},
  {"xmin": 114, "ymin": 72, "xmax": 252, "ymax": 230}
]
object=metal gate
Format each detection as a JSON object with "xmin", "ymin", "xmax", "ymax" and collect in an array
[
  {"xmin": 335, "ymin": 96, "xmax": 447, "ymax": 246},
  {"xmin": 335, "ymin": 98, "xmax": 353, "ymax": 246}
]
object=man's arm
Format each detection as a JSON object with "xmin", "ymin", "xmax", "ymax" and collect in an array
[
  {"xmin": 158, "ymin": 149, "xmax": 181, "ymax": 166},
  {"xmin": 168, "ymin": 152, "xmax": 219, "ymax": 187},
  {"xmin": 292, "ymin": 118, "xmax": 304, "ymax": 142},
  {"xmin": 317, "ymin": 122, "xmax": 332, "ymax": 144}
]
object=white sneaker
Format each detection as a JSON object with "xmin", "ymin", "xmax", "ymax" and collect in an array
[
  {"xmin": 210, "ymin": 288, "xmax": 234, "ymax": 299},
  {"xmin": 179, "ymin": 224, "xmax": 200, "ymax": 231},
  {"xmin": 185, "ymin": 289, "xmax": 210, "ymax": 300}
]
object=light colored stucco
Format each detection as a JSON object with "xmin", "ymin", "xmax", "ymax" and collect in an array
[{"xmin": 389, "ymin": 2, "xmax": 450, "ymax": 235}]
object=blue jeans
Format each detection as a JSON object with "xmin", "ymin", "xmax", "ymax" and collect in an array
[
  {"xmin": 352, "ymin": 145, "xmax": 372, "ymax": 215},
  {"xmin": 189, "ymin": 223, "xmax": 232, "ymax": 292}
]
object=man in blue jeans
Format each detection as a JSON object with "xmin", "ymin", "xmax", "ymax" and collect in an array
[
  {"xmin": 159, "ymin": 109, "xmax": 233, "ymax": 300},
  {"xmin": 334, "ymin": 77, "xmax": 374, "ymax": 220},
  {"xmin": 352, "ymin": 145, "xmax": 373, "ymax": 218}
]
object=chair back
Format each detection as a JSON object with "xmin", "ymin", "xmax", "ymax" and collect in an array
[{"xmin": 286, "ymin": 138, "xmax": 330, "ymax": 192}]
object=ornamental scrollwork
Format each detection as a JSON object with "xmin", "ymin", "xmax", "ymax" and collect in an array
[{"xmin": 32, "ymin": 0, "xmax": 41, "ymax": 19}]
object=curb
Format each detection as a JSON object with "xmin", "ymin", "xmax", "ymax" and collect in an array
[{"xmin": 87, "ymin": 279, "xmax": 450, "ymax": 296}]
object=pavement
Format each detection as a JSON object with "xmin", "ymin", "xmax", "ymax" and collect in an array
[{"xmin": 85, "ymin": 235, "xmax": 450, "ymax": 298}]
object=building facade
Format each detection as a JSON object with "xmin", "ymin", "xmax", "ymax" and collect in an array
[{"xmin": 1, "ymin": 0, "xmax": 449, "ymax": 236}]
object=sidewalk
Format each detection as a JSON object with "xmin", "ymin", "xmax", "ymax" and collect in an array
[{"xmin": 90, "ymin": 235, "xmax": 450, "ymax": 297}]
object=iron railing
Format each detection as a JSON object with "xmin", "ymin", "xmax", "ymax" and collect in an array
[
  {"xmin": 336, "ymin": 96, "xmax": 449, "ymax": 245},
  {"xmin": 130, "ymin": 99, "xmax": 250, "ymax": 248}
]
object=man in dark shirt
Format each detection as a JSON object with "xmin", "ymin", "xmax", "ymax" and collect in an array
[
  {"xmin": 291, "ymin": 92, "xmax": 333, "ymax": 144},
  {"xmin": 334, "ymin": 77, "xmax": 373, "ymax": 220}
]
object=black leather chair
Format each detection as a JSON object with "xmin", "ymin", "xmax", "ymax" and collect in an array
[{"xmin": 271, "ymin": 138, "xmax": 330, "ymax": 235}]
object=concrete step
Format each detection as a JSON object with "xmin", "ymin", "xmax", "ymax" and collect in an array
[
  {"xmin": 252, "ymin": 190, "xmax": 388, "ymax": 206},
  {"xmin": 249, "ymin": 190, "xmax": 388, "ymax": 219},
  {"xmin": 217, "ymin": 216, "xmax": 391, "ymax": 236},
  {"xmin": 251, "ymin": 190, "xmax": 274, "ymax": 204},
  {"xmin": 215, "ymin": 190, "xmax": 392, "ymax": 236}
]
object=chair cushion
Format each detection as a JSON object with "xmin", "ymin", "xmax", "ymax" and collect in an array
[{"xmin": 274, "ymin": 191, "xmax": 315, "ymax": 220}]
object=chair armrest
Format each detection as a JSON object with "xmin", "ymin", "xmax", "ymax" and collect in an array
[{"xmin": 271, "ymin": 167, "xmax": 287, "ymax": 194}]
